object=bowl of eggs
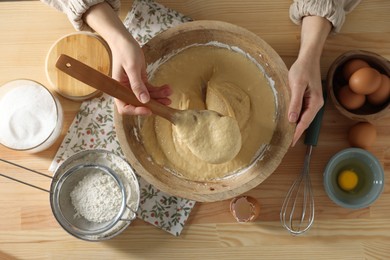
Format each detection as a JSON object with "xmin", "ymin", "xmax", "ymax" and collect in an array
[
  {"xmin": 323, "ymin": 148, "xmax": 384, "ymax": 209},
  {"xmin": 327, "ymin": 50, "xmax": 390, "ymax": 122}
]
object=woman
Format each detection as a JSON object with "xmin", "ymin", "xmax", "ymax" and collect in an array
[{"xmin": 42, "ymin": 0, "xmax": 361, "ymax": 146}]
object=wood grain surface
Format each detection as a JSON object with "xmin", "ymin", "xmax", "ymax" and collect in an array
[
  {"xmin": 0, "ymin": 1, "xmax": 389, "ymax": 259},
  {"xmin": 46, "ymin": 32, "xmax": 111, "ymax": 100}
]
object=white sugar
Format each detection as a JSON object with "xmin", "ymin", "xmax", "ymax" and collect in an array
[
  {"xmin": 70, "ymin": 172, "xmax": 122, "ymax": 223},
  {"xmin": 0, "ymin": 81, "xmax": 57, "ymax": 150}
]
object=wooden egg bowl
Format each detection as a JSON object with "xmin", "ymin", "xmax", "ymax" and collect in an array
[
  {"xmin": 114, "ymin": 21, "xmax": 294, "ymax": 202},
  {"xmin": 327, "ymin": 50, "xmax": 390, "ymax": 122}
]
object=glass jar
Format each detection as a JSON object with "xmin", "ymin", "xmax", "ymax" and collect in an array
[{"xmin": 0, "ymin": 79, "xmax": 63, "ymax": 153}]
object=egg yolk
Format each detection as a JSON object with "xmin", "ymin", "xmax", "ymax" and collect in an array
[{"xmin": 337, "ymin": 170, "xmax": 359, "ymax": 191}]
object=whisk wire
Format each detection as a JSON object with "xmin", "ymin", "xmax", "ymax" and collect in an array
[{"xmin": 280, "ymin": 145, "xmax": 315, "ymax": 235}]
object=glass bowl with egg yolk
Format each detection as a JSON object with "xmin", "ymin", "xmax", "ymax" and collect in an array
[{"xmin": 323, "ymin": 148, "xmax": 384, "ymax": 209}]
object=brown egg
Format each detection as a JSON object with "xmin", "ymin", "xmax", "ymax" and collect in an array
[
  {"xmin": 348, "ymin": 122, "xmax": 377, "ymax": 149},
  {"xmin": 367, "ymin": 74, "xmax": 390, "ymax": 106},
  {"xmin": 342, "ymin": 59, "xmax": 370, "ymax": 80},
  {"xmin": 338, "ymin": 85, "xmax": 366, "ymax": 110},
  {"xmin": 349, "ymin": 67, "xmax": 382, "ymax": 95}
]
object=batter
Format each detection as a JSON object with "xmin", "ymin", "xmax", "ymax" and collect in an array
[
  {"xmin": 174, "ymin": 109, "xmax": 241, "ymax": 164},
  {"xmin": 139, "ymin": 45, "xmax": 276, "ymax": 181}
]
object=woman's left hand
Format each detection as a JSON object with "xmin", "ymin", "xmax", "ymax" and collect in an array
[{"xmin": 288, "ymin": 57, "xmax": 324, "ymax": 146}]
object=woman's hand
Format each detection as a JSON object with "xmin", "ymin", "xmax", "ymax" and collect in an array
[
  {"xmin": 110, "ymin": 35, "xmax": 172, "ymax": 115},
  {"xmin": 84, "ymin": 2, "xmax": 171, "ymax": 116},
  {"xmin": 288, "ymin": 16, "xmax": 331, "ymax": 146},
  {"xmin": 288, "ymin": 56, "xmax": 324, "ymax": 146}
]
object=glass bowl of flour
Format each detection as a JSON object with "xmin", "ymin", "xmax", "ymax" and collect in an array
[
  {"xmin": 50, "ymin": 150, "xmax": 140, "ymax": 241},
  {"xmin": 0, "ymin": 79, "xmax": 63, "ymax": 153}
]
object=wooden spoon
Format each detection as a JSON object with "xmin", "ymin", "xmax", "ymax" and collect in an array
[
  {"xmin": 56, "ymin": 54, "xmax": 242, "ymax": 164},
  {"xmin": 55, "ymin": 54, "xmax": 179, "ymax": 124}
]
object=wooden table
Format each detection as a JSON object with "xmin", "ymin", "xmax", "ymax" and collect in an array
[{"xmin": 0, "ymin": 1, "xmax": 389, "ymax": 259}]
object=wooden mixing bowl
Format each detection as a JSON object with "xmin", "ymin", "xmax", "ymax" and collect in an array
[{"xmin": 115, "ymin": 21, "xmax": 294, "ymax": 202}]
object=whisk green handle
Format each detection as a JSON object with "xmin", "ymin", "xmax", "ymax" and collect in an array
[{"xmin": 304, "ymin": 87, "xmax": 327, "ymax": 147}]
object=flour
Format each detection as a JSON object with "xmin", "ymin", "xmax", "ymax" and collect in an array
[
  {"xmin": 0, "ymin": 80, "xmax": 58, "ymax": 150},
  {"xmin": 70, "ymin": 171, "xmax": 122, "ymax": 223}
]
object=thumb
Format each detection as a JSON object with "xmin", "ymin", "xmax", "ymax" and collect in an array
[
  {"xmin": 288, "ymin": 84, "xmax": 304, "ymax": 123},
  {"xmin": 126, "ymin": 68, "xmax": 150, "ymax": 104}
]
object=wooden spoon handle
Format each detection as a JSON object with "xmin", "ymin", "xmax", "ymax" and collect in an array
[{"xmin": 55, "ymin": 54, "xmax": 176, "ymax": 123}]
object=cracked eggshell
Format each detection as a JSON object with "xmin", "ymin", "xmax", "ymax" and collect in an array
[{"xmin": 230, "ymin": 196, "xmax": 260, "ymax": 222}]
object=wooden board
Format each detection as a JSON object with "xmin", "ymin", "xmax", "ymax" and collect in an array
[
  {"xmin": 0, "ymin": 1, "xmax": 390, "ymax": 259},
  {"xmin": 46, "ymin": 32, "xmax": 111, "ymax": 101}
]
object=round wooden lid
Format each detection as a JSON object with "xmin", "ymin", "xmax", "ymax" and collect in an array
[{"xmin": 45, "ymin": 32, "xmax": 111, "ymax": 101}]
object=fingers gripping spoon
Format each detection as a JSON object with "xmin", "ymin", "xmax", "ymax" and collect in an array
[
  {"xmin": 56, "ymin": 54, "xmax": 179, "ymax": 124},
  {"xmin": 55, "ymin": 54, "xmax": 242, "ymax": 164}
]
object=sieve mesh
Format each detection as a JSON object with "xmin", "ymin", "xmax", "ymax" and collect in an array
[
  {"xmin": 52, "ymin": 164, "xmax": 126, "ymax": 236},
  {"xmin": 50, "ymin": 150, "xmax": 140, "ymax": 241}
]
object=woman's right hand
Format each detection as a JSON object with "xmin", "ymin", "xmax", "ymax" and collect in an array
[
  {"xmin": 110, "ymin": 35, "xmax": 172, "ymax": 116},
  {"xmin": 84, "ymin": 2, "xmax": 172, "ymax": 116}
]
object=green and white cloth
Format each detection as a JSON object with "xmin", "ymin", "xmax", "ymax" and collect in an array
[{"xmin": 50, "ymin": 0, "xmax": 194, "ymax": 236}]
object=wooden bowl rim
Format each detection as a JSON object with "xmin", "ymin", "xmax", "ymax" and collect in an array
[{"xmin": 115, "ymin": 20, "xmax": 294, "ymax": 202}]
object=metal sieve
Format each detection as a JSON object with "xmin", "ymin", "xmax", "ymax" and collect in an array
[
  {"xmin": 0, "ymin": 150, "xmax": 140, "ymax": 241},
  {"xmin": 51, "ymin": 164, "xmax": 135, "ymax": 240}
]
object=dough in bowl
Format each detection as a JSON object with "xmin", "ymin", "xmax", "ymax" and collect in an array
[{"xmin": 139, "ymin": 45, "xmax": 277, "ymax": 181}]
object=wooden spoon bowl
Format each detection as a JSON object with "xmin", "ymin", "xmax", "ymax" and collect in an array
[{"xmin": 115, "ymin": 21, "xmax": 294, "ymax": 202}]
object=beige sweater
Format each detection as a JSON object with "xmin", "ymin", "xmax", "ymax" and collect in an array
[
  {"xmin": 290, "ymin": 0, "xmax": 361, "ymax": 33},
  {"xmin": 41, "ymin": 0, "xmax": 120, "ymax": 31},
  {"xmin": 41, "ymin": 0, "xmax": 361, "ymax": 33}
]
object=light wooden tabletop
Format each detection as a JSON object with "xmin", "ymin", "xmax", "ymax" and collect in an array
[{"xmin": 0, "ymin": 1, "xmax": 389, "ymax": 259}]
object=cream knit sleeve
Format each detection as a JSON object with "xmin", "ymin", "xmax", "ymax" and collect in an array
[
  {"xmin": 289, "ymin": 0, "xmax": 361, "ymax": 33},
  {"xmin": 41, "ymin": 0, "xmax": 121, "ymax": 31}
]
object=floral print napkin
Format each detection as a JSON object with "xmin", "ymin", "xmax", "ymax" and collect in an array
[
  {"xmin": 50, "ymin": 0, "xmax": 194, "ymax": 236},
  {"xmin": 124, "ymin": 0, "xmax": 192, "ymax": 45}
]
